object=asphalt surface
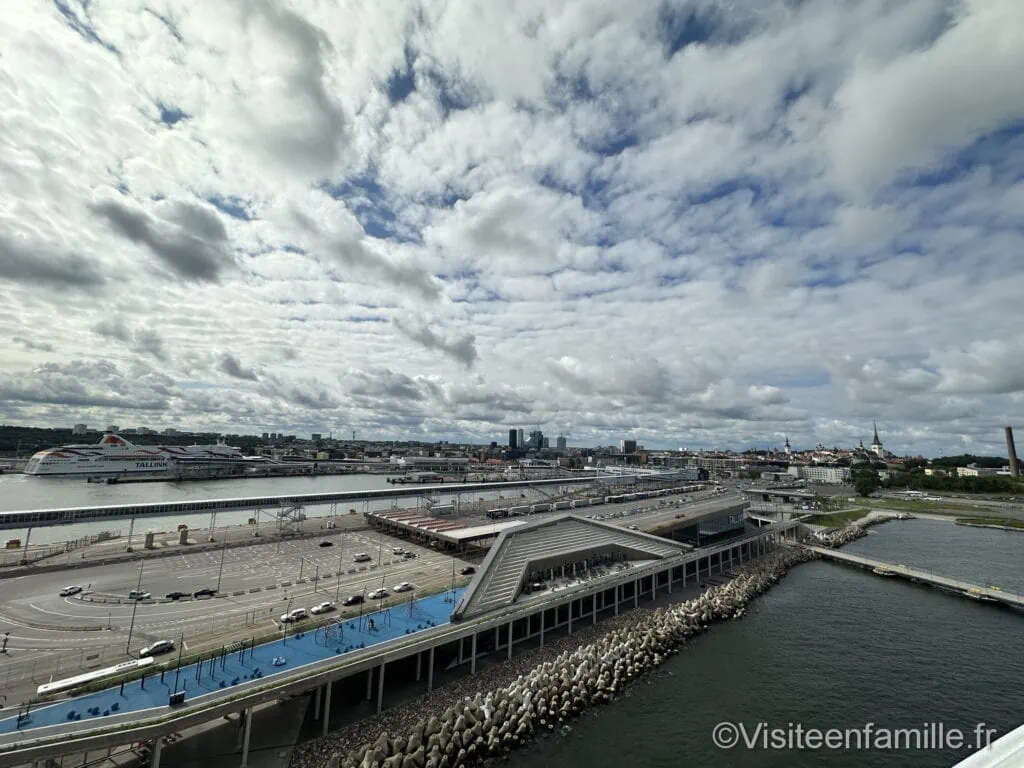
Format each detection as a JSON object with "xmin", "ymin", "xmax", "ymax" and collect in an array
[
  {"xmin": 0, "ymin": 527, "xmax": 472, "ymax": 699},
  {"xmin": 0, "ymin": 484, "xmax": 738, "ymax": 707}
]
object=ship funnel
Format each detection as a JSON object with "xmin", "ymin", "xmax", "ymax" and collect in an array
[{"xmin": 1007, "ymin": 426, "xmax": 1019, "ymax": 478}]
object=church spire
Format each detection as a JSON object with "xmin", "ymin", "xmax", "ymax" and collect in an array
[{"xmin": 872, "ymin": 421, "xmax": 881, "ymax": 446}]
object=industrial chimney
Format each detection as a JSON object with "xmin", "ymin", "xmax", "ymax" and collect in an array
[{"xmin": 1007, "ymin": 426, "xmax": 1019, "ymax": 478}]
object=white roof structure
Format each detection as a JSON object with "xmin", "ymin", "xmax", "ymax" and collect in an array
[{"xmin": 452, "ymin": 514, "xmax": 690, "ymax": 621}]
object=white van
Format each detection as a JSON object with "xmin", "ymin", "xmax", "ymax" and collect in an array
[{"xmin": 353, "ymin": 553, "xmax": 372, "ymax": 563}]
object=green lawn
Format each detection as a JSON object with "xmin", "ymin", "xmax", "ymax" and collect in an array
[
  {"xmin": 870, "ymin": 498, "xmax": 978, "ymax": 514},
  {"xmin": 801, "ymin": 508, "xmax": 870, "ymax": 527}
]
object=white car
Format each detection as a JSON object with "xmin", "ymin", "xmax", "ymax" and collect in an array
[
  {"xmin": 353, "ymin": 553, "xmax": 372, "ymax": 563},
  {"xmin": 393, "ymin": 582, "xmax": 413, "ymax": 593},
  {"xmin": 128, "ymin": 590, "xmax": 152, "ymax": 600},
  {"xmin": 367, "ymin": 588, "xmax": 389, "ymax": 600},
  {"xmin": 59, "ymin": 585, "xmax": 83, "ymax": 597},
  {"xmin": 392, "ymin": 547, "xmax": 405, "ymax": 555},
  {"xmin": 280, "ymin": 607, "xmax": 307, "ymax": 623},
  {"xmin": 310, "ymin": 601, "xmax": 336, "ymax": 615},
  {"xmin": 139, "ymin": 639, "xmax": 175, "ymax": 657}
]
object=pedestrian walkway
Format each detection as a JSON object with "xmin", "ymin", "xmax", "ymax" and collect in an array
[{"xmin": 0, "ymin": 588, "xmax": 465, "ymax": 736}]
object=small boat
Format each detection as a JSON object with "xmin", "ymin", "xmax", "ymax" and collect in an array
[
  {"xmin": 967, "ymin": 588, "xmax": 996, "ymax": 603},
  {"xmin": 872, "ymin": 567, "xmax": 896, "ymax": 577}
]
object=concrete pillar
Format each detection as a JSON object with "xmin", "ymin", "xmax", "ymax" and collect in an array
[
  {"xmin": 507, "ymin": 621, "xmax": 513, "ymax": 660},
  {"xmin": 568, "ymin": 601, "xmax": 573, "ymax": 635},
  {"xmin": 683, "ymin": 567, "xmax": 687, "ymax": 587},
  {"xmin": 366, "ymin": 667, "xmax": 373, "ymax": 700},
  {"xmin": 667, "ymin": 569, "xmax": 672, "ymax": 594},
  {"xmin": 427, "ymin": 646, "xmax": 435, "ymax": 693},
  {"xmin": 376, "ymin": 662, "xmax": 386, "ymax": 714},
  {"xmin": 151, "ymin": 737, "xmax": 163, "ymax": 768},
  {"xmin": 592, "ymin": 594, "xmax": 597, "ymax": 625},
  {"xmin": 458, "ymin": 636, "xmax": 464, "ymax": 664},
  {"xmin": 470, "ymin": 633, "xmax": 477, "ymax": 675},
  {"xmin": 415, "ymin": 651, "xmax": 422, "ymax": 682},
  {"xmin": 322, "ymin": 682, "xmax": 332, "ymax": 736},
  {"xmin": 614, "ymin": 585, "xmax": 619, "ymax": 615},
  {"xmin": 634, "ymin": 579, "xmax": 639, "ymax": 608},
  {"xmin": 539, "ymin": 609, "xmax": 545, "ymax": 647},
  {"xmin": 240, "ymin": 707, "xmax": 253, "ymax": 767},
  {"xmin": 314, "ymin": 685, "xmax": 321, "ymax": 720}
]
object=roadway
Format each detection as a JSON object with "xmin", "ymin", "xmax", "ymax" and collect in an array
[
  {"xmin": 0, "ymin": 487, "xmax": 745, "ymax": 706},
  {"xmin": 0, "ymin": 526, "xmax": 474, "ymax": 702}
]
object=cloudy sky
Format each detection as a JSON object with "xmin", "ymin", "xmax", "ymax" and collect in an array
[{"xmin": 1, "ymin": 0, "xmax": 1022, "ymax": 455}]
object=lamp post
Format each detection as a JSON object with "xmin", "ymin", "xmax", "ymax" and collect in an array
[
  {"xmin": 215, "ymin": 528, "xmax": 227, "ymax": 593},
  {"xmin": 125, "ymin": 560, "xmax": 144, "ymax": 654}
]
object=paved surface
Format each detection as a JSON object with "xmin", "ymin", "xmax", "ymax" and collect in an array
[
  {"xmin": 0, "ymin": 487, "xmax": 737, "ymax": 708},
  {"xmin": 804, "ymin": 544, "xmax": 1024, "ymax": 608},
  {"xmin": 0, "ymin": 588, "xmax": 465, "ymax": 736},
  {"xmin": 0, "ymin": 528, "xmax": 474, "ymax": 706}
]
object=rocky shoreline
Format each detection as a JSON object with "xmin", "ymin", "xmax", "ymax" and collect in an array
[
  {"xmin": 812, "ymin": 510, "xmax": 902, "ymax": 548},
  {"xmin": 291, "ymin": 544, "xmax": 819, "ymax": 768}
]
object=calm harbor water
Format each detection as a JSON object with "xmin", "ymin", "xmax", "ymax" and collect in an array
[
  {"xmin": 506, "ymin": 519, "xmax": 1024, "ymax": 768},
  {"xmin": 0, "ymin": 473, "xmax": 537, "ymax": 545}
]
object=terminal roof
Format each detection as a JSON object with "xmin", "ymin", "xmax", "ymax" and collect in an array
[{"xmin": 452, "ymin": 514, "xmax": 689, "ymax": 621}]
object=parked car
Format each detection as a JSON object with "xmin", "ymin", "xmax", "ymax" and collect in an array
[
  {"xmin": 393, "ymin": 582, "xmax": 413, "ymax": 593},
  {"xmin": 59, "ymin": 585, "xmax": 83, "ymax": 597},
  {"xmin": 342, "ymin": 594, "xmax": 365, "ymax": 607},
  {"xmin": 280, "ymin": 607, "xmax": 307, "ymax": 623},
  {"xmin": 353, "ymin": 553, "xmax": 372, "ymax": 563},
  {"xmin": 165, "ymin": 591, "xmax": 188, "ymax": 600},
  {"xmin": 310, "ymin": 601, "xmax": 336, "ymax": 615},
  {"xmin": 319, "ymin": 540, "xmax": 333, "ymax": 548},
  {"xmin": 128, "ymin": 590, "xmax": 151, "ymax": 600},
  {"xmin": 628, "ymin": 525, "xmax": 639, "ymax": 531},
  {"xmin": 367, "ymin": 588, "xmax": 389, "ymax": 600},
  {"xmin": 459, "ymin": 567, "xmax": 476, "ymax": 575},
  {"xmin": 139, "ymin": 639, "xmax": 175, "ymax": 657},
  {"xmin": 392, "ymin": 547, "xmax": 405, "ymax": 555},
  {"xmin": 193, "ymin": 587, "xmax": 217, "ymax": 598},
  {"xmin": 402, "ymin": 552, "xmax": 417, "ymax": 559}
]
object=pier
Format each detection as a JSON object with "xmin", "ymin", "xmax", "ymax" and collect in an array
[
  {"xmin": 802, "ymin": 544, "xmax": 1024, "ymax": 609},
  {"xmin": 0, "ymin": 476, "xmax": 612, "ymax": 530}
]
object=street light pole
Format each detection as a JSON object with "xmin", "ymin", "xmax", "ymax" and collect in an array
[
  {"xmin": 125, "ymin": 560, "xmax": 144, "ymax": 654},
  {"xmin": 216, "ymin": 528, "xmax": 227, "ymax": 593}
]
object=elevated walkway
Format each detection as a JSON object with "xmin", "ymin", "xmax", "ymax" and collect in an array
[
  {"xmin": 802, "ymin": 545, "xmax": 1024, "ymax": 610},
  {"xmin": 0, "ymin": 477, "xmax": 605, "ymax": 530}
]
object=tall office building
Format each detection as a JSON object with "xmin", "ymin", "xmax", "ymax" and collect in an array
[
  {"xmin": 509, "ymin": 429, "xmax": 518, "ymax": 449},
  {"xmin": 556, "ymin": 436, "xmax": 567, "ymax": 450},
  {"xmin": 517, "ymin": 429, "xmax": 525, "ymax": 449}
]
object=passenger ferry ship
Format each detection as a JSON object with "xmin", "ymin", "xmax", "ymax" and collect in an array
[{"xmin": 24, "ymin": 434, "xmax": 244, "ymax": 476}]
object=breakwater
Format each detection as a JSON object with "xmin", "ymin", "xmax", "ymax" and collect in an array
[
  {"xmin": 812, "ymin": 510, "xmax": 900, "ymax": 548},
  {"xmin": 294, "ymin": 544, "xmax": 819, "ymax": 768}
]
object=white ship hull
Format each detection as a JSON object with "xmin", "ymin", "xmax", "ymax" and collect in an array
[{"xmin": 25, "ymin": 434, "xmax": 243, "ymax": 477}]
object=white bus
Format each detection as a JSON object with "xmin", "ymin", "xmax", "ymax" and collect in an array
[{"xmin": 37, "ymin": 657, "xmax": 155, "ymax": 697}]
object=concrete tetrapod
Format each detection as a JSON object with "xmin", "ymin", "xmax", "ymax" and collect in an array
[{"xmin": 308, "ymin": 544, "xmax": 820, "ymax": 768}]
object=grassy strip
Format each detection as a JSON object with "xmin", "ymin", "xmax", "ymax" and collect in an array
[
  {"xmin": 870, "ymin": 498, "xmax": 979, "ymax": 514},
  {"xmin": 801, "ymin": 509, "xmax": 870, "ymax": 527},
  {"xmin": 956, "ymin": 517, "xmax": 1024, "ymax": 530},
  {"xmin": 43, "ymin": 584, "xmax": 466, "ymax": 701}
]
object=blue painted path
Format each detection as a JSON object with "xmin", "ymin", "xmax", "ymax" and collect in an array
[{"xmin": 0, "ymin": 589, "xmax": 464, "ymax": 734}]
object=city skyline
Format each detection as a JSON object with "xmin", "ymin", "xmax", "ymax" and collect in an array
[{"xmin": 1, "ymin": 1, "xmax": 1022, "ymax": 457}]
